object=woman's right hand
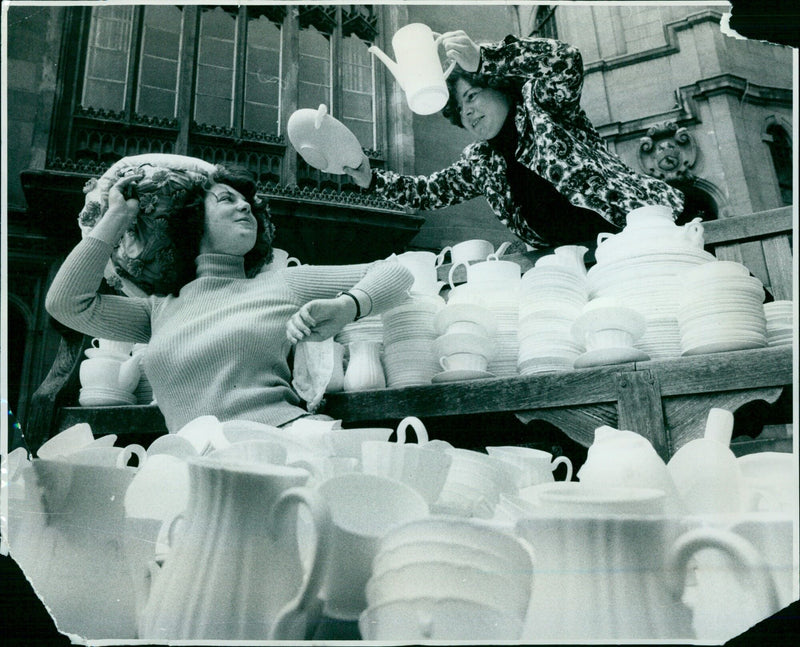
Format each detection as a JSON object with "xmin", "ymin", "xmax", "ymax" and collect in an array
[
  {"xmin": 87, "ymin": 173, "xmax": 144, "ymax": 245},
  {"xmin": 343, "ymin": 153, "xmax": 372, "ymax": 189},
  {"xmin": 106, "ymin": 173, "xmax": 144, "ymax": 224}
]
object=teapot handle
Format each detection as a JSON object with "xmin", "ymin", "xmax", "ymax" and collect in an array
[
  {"xmin": 268, "ymin": 486, "xmax": 332, "ymax": 640},
  {"xmin": 665, "ymin": 526, "xmax": 781, "ymax": 619},
  {"xmin": 395, "ymin": 416, "xmax": 429, "ymax": 444}
]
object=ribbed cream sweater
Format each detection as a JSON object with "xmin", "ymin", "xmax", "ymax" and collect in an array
[{"xmin": 46, "ymin": 237, "xmax": 413, "ymax": 430}]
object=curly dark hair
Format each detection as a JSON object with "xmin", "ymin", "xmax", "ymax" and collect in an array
[
  {"xmin": 441, "ymin": 65, "xmax": 521, "ymax": 128},
  {"xmin": 167, "ymin": 165, "xmax": 276, "ymax": 290}
]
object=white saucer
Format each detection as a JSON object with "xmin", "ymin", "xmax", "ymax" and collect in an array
[
  {"xmin": 573, "ymin": 346, "xmax": 650, "ymax": 368},
  {"xmin": 431, "ymin": 369, "xmax": 496, "ymax": 383},
  {"xmin": 681, "ymin": 339, "xmax": 766, "ymax": 356}
]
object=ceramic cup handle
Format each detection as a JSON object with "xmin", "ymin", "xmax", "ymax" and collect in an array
[
  {"xmin": 287, "ymin": 257, "xmax": 301, "ymax": 267},
  {"xmin": 395, "ymin": 416, "xmax": 429, "ymax": 444},
  {"xmin": 268, "ymin": 486, "xmax": 332, "ymax": 640},
  {"xmin": 436, "ymin": 246, "xmax": 451, "ymax": 267},
  {"xmin": 116, "ymin": 443, "xmax": 147, "ymax": 470},
  {"xmin": 665, "ymin": 526, "xmax": 781, "ymax": 620},
  {"xmin": 447, "ymin": 260, "xmax": 468, "ymax": 289},
  {"xmin": 550, "ymin": 455, "xmax": 573, "ymax": 482}
]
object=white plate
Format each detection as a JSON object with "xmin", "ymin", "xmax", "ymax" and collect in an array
[
  {"xmin": 573, "ymin": 346, "xmax": 650, "ymax": 368},
  {"xmin": 431, "ymin": 369, "xmax": 497, "ymax": 383},
  {"xmin": 681, "ymin": 339, "xmax": 766, "ymax": 356}
]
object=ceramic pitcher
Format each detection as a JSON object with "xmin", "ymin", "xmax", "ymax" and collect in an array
[
  {"xmin": 343, "ymin": 340, "xmax": 385, "ymax": 391},
  {"xmin": 10, "ymin": 459, "xmax": 143, "ymax": 639},
  {"xmin": 138, "ymin": 458, "xmax": 331, "ymax": 640},
  {"xmin": 515, "ymin": 515, "xmax": 780, "ymax": 641}
]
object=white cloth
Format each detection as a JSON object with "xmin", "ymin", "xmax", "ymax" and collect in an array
[{"xmin": 292, "ymin": 339, "xmax": 335, "ymax": 412}]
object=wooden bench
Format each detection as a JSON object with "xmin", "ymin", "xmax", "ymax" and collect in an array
[{"xmin": 26, "ymin": 207, "xmax": 794, "ymax": 456}]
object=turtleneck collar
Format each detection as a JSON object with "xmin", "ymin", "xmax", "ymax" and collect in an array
[
  {"xmin": 487, "ymin": 104, "xmax": 520, "ymax": 159},
  {"xmin": 195, "ymin": 253, "xmax": 247, "ymax": 279}
]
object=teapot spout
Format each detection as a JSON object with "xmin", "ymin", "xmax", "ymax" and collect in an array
[{"xmin": 368, "ymin": 45, "xmax": 403, "ymax": 89}]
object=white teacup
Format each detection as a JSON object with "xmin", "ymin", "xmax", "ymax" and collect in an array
[
  {"xmin": 439, "ymin": 352, "xmax": 488, "ymax": 373},
  {"xmin": 439, "ymin": 239, "xmax": 495, "ymax": 266},
  {"xmin": 91, "ymin": 337, "xmax": 135, "ymax": 357},
  {"xmin": 271, "ymin": 248, "xmax": 301, "ymax": 269},
  {"xmin": 584, "ymin": 327, "xmax": 636, "ymax": 350},
  {"xmin": 486, "ymin": 446, "xmax": 573, "ymax": 487},
  {"xmin": 317, "ymin": 473, "xmax": 429, "ymax": 620},
  {"xmin": 65, "ymin": 443, "xmax": 147, "ymax": 469},
  {"xmin": 36, "ymin": 423, "xmax": 95, "ymax": 459},
  {"xmin": 361, "ymin": 441, "xmax": 452, "ymax": 503}
]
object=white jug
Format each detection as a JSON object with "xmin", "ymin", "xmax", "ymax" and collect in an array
[
  {"xmin": 138, "ymin": 459, "xmax": 331, "ymax": 640},
  {"xmin": 515, "ymin": 515, "xmax": 780, "ymax": 641},
  {"xmin": 343, "ymin": 340, "xmax": 385, "ymax": 391},
  {"xmin": 396, "ymin": 250, "xmax": 446, "ymax": 295},
  {"xmin": 369, "ymin": 24, "xmax": 456, "ymax": 115}
]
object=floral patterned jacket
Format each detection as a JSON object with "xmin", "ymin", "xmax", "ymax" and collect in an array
[{"xmin": 370, "ymin": 35, "xmax": 685, "ymax": 248}]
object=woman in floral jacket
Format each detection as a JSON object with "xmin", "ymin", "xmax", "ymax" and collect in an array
[{"xmin": 345, "ymin": 31, "xmax": 685, "ymax": 248}]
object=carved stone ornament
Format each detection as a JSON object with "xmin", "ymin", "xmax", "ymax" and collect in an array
[{"xmin": 638, "ymin": 122, "xmax": 697, "ymax": 181}]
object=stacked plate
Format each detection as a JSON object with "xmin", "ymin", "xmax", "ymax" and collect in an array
[
  {"xmin": 381, "ymin": 295, "xmax": 444, "ymax": 387},
  {"xmin": 517, "ymin": 265, "xmax": 588, "ymax": 374},
  {"xmin": 587, "ymin": 247, "xmax": 716, "ymax": 359},
  {"xmin": 335, "ymin": 314, "xmax": 384, "ymax": 346},
  {"xmin": 677, "ymin": 261, "xmax": 767, "ymax": 355},
  {"xmin": 79, "ymin": 386, "xmax": 138, "ymax": 406},
  {"xmin": 764, "ymin": 301, "xmax": 794, "ymax": 347}
]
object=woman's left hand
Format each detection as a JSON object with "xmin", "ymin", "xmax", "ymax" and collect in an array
[
  {"xmin": 286, "ymin": 296, "xmax": 358, "ymax": 344},
  {"xmin": 434, "ymin": 30, "xmax": 481, "ymax": 72}
]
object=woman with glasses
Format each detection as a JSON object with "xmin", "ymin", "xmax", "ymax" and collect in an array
[{"xmin": 345, "ymin": 31, "xmax": 684, "ymax": 249}]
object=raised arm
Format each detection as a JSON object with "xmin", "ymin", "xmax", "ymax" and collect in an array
[
  {"xmin": 284, "ymin": 258, "xmax": 413, "ymax": 343},
  {"xmin": 345, "ymin": 149, "xmax": 484, "ymax": 212},
  {"xmin": 479, "ymin": 35, "xmax": 584, "ymax": 116},
  {"xmin": 45, "ymin": 174, "xmax": 154, "ymax": 342}
]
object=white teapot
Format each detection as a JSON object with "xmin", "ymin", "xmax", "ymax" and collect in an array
[
  {"xmin": 369, "ymin": 23, "xmax": 456, "ymax": 115},
  {"xmin": 287, "ymin": 104, "xmax": 363, "ymax": 174},
  {"xmin": 595, "ymin": 205, "xmax": 705, "ymax": 263}
]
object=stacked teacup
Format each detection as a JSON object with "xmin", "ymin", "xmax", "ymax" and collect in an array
[
  {"xmin": 571, "ymin": 298, "xmax": 649, "ymax": 368},
  {"xmin": 447, "ymin": 253, "xmax": 521, "ymax": 377},
  {"xmin": 381, "ymin": 295, "xmax": 445, "ymax": 386},
  {"xmin": 676, "ymin": 260, "xmax": 767, "ymax": 355},
  {"xmin": 79, "ymin": 338, "xmax": 141, "ymax": 406},
  {"xmin": 763, "ymin": 300, "xmax": 794, "ymax": 347},
  {"xmin": 517, "ymin": 246, "xmax": 589, "ymax": 374},
  {"xmin": 433, "ymin": 447, "xmax": 520, "ymax": 519},
  {"xmin": 360, "ymin": 516, "xmax": 533, "ymax": 640},
  {"xmin": 431, "ymin": 303, "xmax": 496, "ymax": 381}
]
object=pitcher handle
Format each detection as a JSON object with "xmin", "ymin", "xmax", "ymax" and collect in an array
[
  {"xmin": 665, "ymin": 526, "xmax": 781, "ymax": 620},
  {"xmin": 436, "ymin": 246, "xmax": 451, "ymax": 267},
  {"xmin": 268, "ymin": 486, "xmax": 332, "ymax": 640},
  {"xmin": 550, "ymin": 455, "xmax": 573, "ymax": 482},
  {"xmin": 447, "ymin": 260, "xmax": 468, "ymax": 289},
  {"xmin": 396, "ymin": 416, "xmax": 429, "ymax": 444}
]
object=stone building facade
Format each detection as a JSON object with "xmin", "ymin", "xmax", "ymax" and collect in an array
[{"xmin": 3, "ymin": 3, "xmax": 794, "ymax": 428}]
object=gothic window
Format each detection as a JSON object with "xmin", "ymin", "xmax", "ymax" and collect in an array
[
  {"xmin": 765, "ymin": 124, "xmax": 793, "ymax": 205},
  {"xmin": 82, "ymin": 5, "xmax": 183, "ymax": 120},
  {"xmin": 53, "ymin": 4, "xmax": 382, "ymax": 192},
  {"xmin": 531, "ymin": 5, "xmax": 558, "ymax": 39}
]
